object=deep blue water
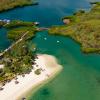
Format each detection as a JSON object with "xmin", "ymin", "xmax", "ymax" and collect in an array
[
  {"xmin": 0, "ymin": 28, "xmax": 11, "ymax": 50},
  {"xmin": 0, "ymin": 0, "xmax": 91, "ymax": 26},
  {"xmin": 0, "ymin": 0, "xmax": 100, "ymax": 100},
  {"xmin": 0, "ymin": 0, "xmax": 91, "ymax": 50}
]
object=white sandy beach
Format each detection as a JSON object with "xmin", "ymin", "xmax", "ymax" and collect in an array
[
  {"xmin": 0, "ymin": 65, "xmax": 4, "ymax": 69},
  {"xmin": 0, "ymin": 54, "xmax": 63, "ymax": 100}
]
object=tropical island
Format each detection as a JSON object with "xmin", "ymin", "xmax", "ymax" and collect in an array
[
  {"xmin": 0, "ymin": 19, "xmax": 62, "ymax": 100},
  {"xmin": 0, "ymin": 0, "xmax": 38, "ymax": 12},
  {"xmin": 0, "ymin": 1, "xmax": 63, "ymax": 99},
  {"xmin": 0, "ymin": 20, "xmax": 38, "ymax": 83},
  {"xmin": 49, "ymin": 2, "xmax": 100, "ymax": 53},
  {"xmin": 0, "ymin": 1, "xmax": 100, "ymax": 100}
]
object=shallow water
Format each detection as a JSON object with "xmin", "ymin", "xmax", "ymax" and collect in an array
[
  {"xmin": 30, "ymin": 31, "xmax": 100, "ymax": 100},
  {"xmin": 0, "ymin": 0, "xmax": 100, "ymax": 100}
]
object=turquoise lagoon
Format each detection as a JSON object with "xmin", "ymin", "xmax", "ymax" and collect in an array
[{"xmin": 0, "ymin": 0, "xmax": 100, "ymax": 100}]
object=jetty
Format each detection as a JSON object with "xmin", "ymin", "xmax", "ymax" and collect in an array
[{"xmin": 37, "ymin": 27, "xmax": 49, "ymax": 31}]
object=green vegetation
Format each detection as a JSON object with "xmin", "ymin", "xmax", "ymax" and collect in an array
[
  {"xmin": 0, "ymin": 20, "xmax": 38, "ymax": 41},
  {"xmin": 7, "ymin": 26, "xmax": 37, "ymax": 41},
  {"xmin": 0, "ymin": 20, "xmax": 39, "ymax": 84},
  {"xmin": 0, "ymin": 0, "xmax": 37, "ymax": 12},
  {"xmin": 49, "ymin": 2, "xmax": 100, "ymax": 53},
  {"xmin": 5, "ymin": 20, "xmax": 35, "ymax": 28},
  {"xmin": 34, "ymin": 69, "xmax": 41, "ymax": 75},
  {"xmin": 0, "ymin": 21, "xmax": 5, "ymax": 27},
  {"xmin": 0, "ymin": 41, "xmax": 35, "ymax": 83},
  {"xmin": 90, "ymin": 1, "xmax": 100, "ymax": 5}
]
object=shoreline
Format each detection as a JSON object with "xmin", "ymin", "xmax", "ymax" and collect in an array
[
  {"xmin": 0, "ymin": 54, "xmax": 63, "ymax": 100},
  {"xmin": 24, "ymin": 59, "xmax": 62, "ymax": 100},
  {"xmin": 0, "ymin": 1, "xmax": 38, "ymax": 13}
]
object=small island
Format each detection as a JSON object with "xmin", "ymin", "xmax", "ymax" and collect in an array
[
  {"xmin": 49, "ymin": 2, "xmax": 100, "ymax": 53},
  {"xmin": 0, "ymin": 0, "xmax": 38, "ymax": 12},
  {"xmin": 0, "ymin": 19, "xmax": 62, "ymax": 100},
  {"xmin": 0, "ymin": 20, "xmax": 38, "ymax": 83}
]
